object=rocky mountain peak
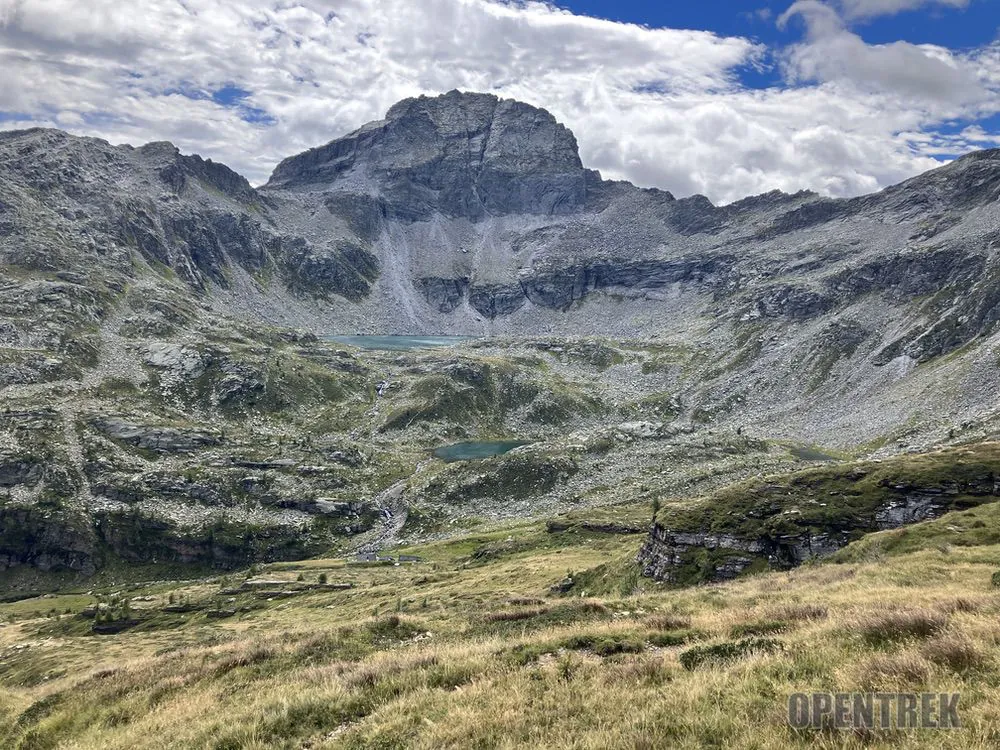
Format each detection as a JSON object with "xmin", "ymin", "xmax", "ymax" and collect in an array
[
  {"xmin": 139, "ymin": 143, "xmax": 257, "ymax": 204},
  {"xmin": 265, "ymin": 89, "xmax": 594, "ymax": 220}
]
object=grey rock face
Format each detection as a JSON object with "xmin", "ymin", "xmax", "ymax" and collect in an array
[
  {"xmin": 4, "ymin": 93, "xmax": 1000, "ymax": 369},
  {"xmin": 514, "ymin": 255, "xmax": 736, "ymax": 312},
  {"xmin": 280, "ymin": 238, "xmax": 380, "ymax": 301},
  {"xmin": 0, "ymin": 459, "xmax": 43, "ymax": 487},
  {"xmin": 0, "ymin": 506, "xmax": 98, "ymax": 574},
  {"xmin": 0, "ymin": 127, "xmax": 381, "ymax": 304},
  {"xmin": 414, "ymin": 277, "xmax": 529, "ymax": 318},
  {"xmin": 469, "ymin": 283, "xmax": 527, "ymax": 318},
  {"xmin": 143, "ymin": 343, "xmax": 207, "ymax": 378},
  {"xmin": 875, "ymin": 494, "xmax": 950, "ymax": 528},
  {"xmin": 216, "ymin": 362, "xmax": 266, "ymax": 405},
  {"xmin": 266, "ymin": 90, "xmax": 593, "ymax": 219},
  {"xmin": 415, "ymin": 276, "xmax": 470, "ymax": 313},
  {"xmin": 92, "ymin": 417, "xmax": 222, "ymax": 453},
  {"xmin": 142, "ymin": 141, "xmax": 257, "ymax": 204},
  {"xmin": 638, "ymin": 472, "xmax": 1000, "ymax": 585},
  {"xmin": 413, "ymin": 253, "xmax": 738, "ymax": 317}
]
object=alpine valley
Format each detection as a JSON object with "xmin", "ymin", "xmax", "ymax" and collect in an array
[{"xmin": 3, "ymin": 91, "xmax": 1000, "ymax": 749}]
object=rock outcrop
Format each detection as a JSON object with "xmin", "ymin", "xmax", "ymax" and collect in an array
[
  {"xmin": 637, "ymin": 444, "xmax": 1000, "ymax": 584},
  {"xmin": 92, "ymin": 417, "xmax": 222, "ymax": 454}
]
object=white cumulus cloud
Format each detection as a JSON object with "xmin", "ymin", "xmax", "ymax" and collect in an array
[
  {"xmin": 837, "ymin": 0, "xmax": 969, "ymax": 20},
  {"xmin": 778, "ymin": 0, "xmax": 989, "ymax": 106}
]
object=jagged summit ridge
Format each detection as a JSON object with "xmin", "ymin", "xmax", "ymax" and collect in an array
[{"xmin": 265, "ymin": 90, "xmax": 596, "ymax": 219}]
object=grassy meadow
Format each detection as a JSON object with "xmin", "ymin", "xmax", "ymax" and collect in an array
[{"xmin": 2, "ymin": 499, "xmax": 1000, "ymax": 749}]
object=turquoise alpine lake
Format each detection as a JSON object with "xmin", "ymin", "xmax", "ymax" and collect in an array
[
  {"xmin": 324, "ymin": 335, "xmax": 477, "ymax": 351},
  {"xmin": 432, "ymin": 440, "xmax": 532, "ymax": 462}
]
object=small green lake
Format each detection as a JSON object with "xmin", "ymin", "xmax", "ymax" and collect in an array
[
  {"xmin": 789, "ymin": 445, "xmax": 839, "ymax": 462},
  {"xmin": 432, "ymin": 440, "xmax": 531, "ymax": 462},
  {"xmin": 325, "ymin": 335, "xmax": 477, "ymax": 351}
]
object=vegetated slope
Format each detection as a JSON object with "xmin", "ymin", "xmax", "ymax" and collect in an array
[
  {"xmin": 2, "ymin": 498, "xmax": 1000, "ymax": 748},
  {"xmin": 1, "ymin": 320, "xmax": 811, "ymax": 592},
  {"xmin": 638, "ymin": 441, "xmax": 1000, "ymax": 584}
]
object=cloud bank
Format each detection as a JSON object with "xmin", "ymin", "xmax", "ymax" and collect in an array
[
  {"xmin": 836, "ymin": 0, "xmax": 969, "ymax": 21},
  {"xmin": 0, "ymin": 0, "xmax": 997, "ymax": 204}
]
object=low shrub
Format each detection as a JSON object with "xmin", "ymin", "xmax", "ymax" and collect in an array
[
  {"xmin": 647, "ymin": 629, "xmax": 702, "ymax": 648},
  {"xmin": 857, "ymin": 653, "xmax": 931, "ymax": 690},
  {"xmin": 935, "ymin": 597, "xmax": 982, "ymax": 615},
  {"xmin": 646, "ymin": 613, "xmax": 692, "ymax": 630},
  {"xmin": 481, "ymin": 607, "xmax": 549, "ymax": 623},
  {"xmin": 561, "ymin": 633, "xmax": 645, "ymax": 657},
  {"xmin": 366, "ymin": 615, "xmax": 423, "ymax": 641},
  {"xmin": 769, "ymin": 603, "xmax": 828, "ymax": 622}
]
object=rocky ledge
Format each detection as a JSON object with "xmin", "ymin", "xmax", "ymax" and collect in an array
[{"xmin": 637, "ymin": 444, "xmax": 1000, "ymax": 584}]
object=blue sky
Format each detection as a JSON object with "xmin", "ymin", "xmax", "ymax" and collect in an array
[
  {"xmin": 557, "ymin": 0, "xmax": 998, "ymax": 93},
  {"xmin": 0, "ymin": 0, "xmax": 998, "ymax": 203},
  {"xmin": 558, "ymin": 0, "xmax": 995, "ymax": 47}
]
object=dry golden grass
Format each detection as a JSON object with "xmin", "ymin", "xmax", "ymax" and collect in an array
[
  {"xmin": 3, "ymin": 523, "xmax": 1000, "ymax": 748},
  {"xmin": 920, "ymin": 631, "xmax": 986, "ymax": 674},
  {"xmin": 645, "ymin": 612, "xmax": 693, "ymax": 630},
  {"xmin": 851, "ymin": 607, "xmax": 951, "ymax": 646},
  {"xmin": 855, "ymin": 652, "xmax": 933, "ymax": 690}
]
